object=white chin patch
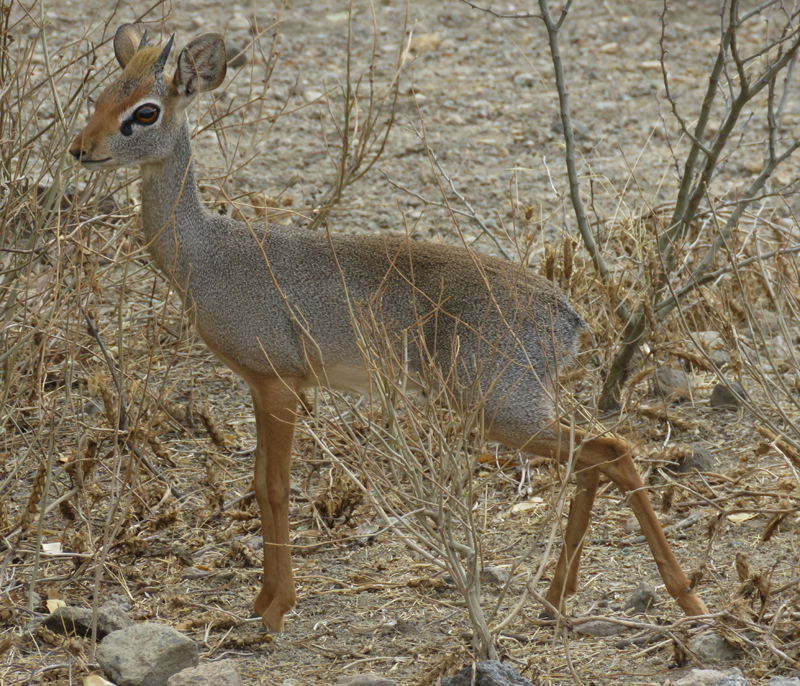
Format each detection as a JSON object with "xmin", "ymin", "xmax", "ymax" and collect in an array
[{"xmin": 83, "ymin": 159, "xmax": 116, "ymax": 170}]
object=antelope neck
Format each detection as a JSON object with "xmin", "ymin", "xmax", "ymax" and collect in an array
[{"xmin": 139, "ymin": 120, "xmax": 208, "ymax": 294}]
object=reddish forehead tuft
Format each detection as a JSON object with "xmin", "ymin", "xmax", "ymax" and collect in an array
[
  {"xmin": 122, "ymin": 46, "xmax": 164, "ymax": 78},
  {"xmin": 93, "ymin": 45, "xmax": 174, "ymax": 117},
  {"xmin": 95, "ymin": 75, "xmax": 157, "ymax": 121}
]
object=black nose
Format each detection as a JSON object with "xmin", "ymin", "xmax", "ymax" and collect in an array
[{"xmin": 68, "ymin": 140, "xmax": 87, "ymax": 160}]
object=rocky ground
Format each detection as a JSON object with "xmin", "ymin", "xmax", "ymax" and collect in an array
[{"xmin": 2, "ymin": 0, "xmax": 800, "ymax": 684}]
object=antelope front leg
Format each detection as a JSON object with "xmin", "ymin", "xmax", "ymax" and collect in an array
[{"xmin": 251, "ymin": 379, "xmax": 299, "ymax": 632}]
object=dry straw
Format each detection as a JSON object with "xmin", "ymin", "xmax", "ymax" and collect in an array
[{"xmin": 2, "ymin": 0, "xmax": 800, "ymax": 682}]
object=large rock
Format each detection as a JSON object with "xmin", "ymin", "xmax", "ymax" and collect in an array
[
  {"xmin": 335, "ymin": 675, "xmax": 397, "ymax": 686},
  {"xmin": 652, "ymin": 368, "xmax": 692, "ymax": 401},
  {"xmin": 443, "ymin": 661, "xmax": 534, "ymax": 686},
  {"xmin": 167, "ymin": 659, "xmax": 241, "ymax": 686},
  {"xmin": 42, "ymin": 598, "xmax": 133, "ymax": 639},
  {"xmin": 624, "ymin": 582, "xmax": 658, "ymax": 613},
  {"xmin": 689, "ymin": 633, "xmax": 742, "ymax": 662},
  {"xmin": 674, "ymin": 443, "xmax": 717, "ymax": 473},
  {"xmin": 709, "ymin": 382, "xmax": 747, "ymax": 409},
  {"xmin": 97, "ymin": 623, "xmax": 199, "ymax": 686},
  {"xmin": 674, "ymin": 669, "xmax": 747, "ymax": 686}
]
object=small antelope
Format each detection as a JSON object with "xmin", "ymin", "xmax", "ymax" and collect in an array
[{"xmin": 70, "ymin": 25, "xmax": 707, "ymax": 631}]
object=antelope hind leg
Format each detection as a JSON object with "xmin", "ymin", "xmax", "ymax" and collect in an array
[
  {"xmin": 543, "ymin": 465, "xmax": 601, "ymax": 612},
  {"xmin": 573, "ymin": 430, "xmax": 708, "ymax": 616},
  {"xmin": 524, "ymin": 425, "xmax": 707, "ymax": 616}
]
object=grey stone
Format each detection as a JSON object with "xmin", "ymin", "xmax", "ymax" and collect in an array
[
  {"xmin": 767, "ymin": 678, "xmax": 800, "ymax": 686},
  {"xmin": 481, "ymin": 567, "xmax": 510, "ymax": 586},
  {"xmin": 652, "ymin": 367, "xmax": 691, "ymax": 400},
  {"xmin": 226, "ymin": 43, "xmax": 247, "ymax": 69},
  {"xmin": 513, "ymin": 73, "xmax": 536, "ymax": 88},
  {"xmin": 167, "ymin": 659, "xmax": 241, "ymax": 686},
  {"xmin": 335, "ymin": 674, "xmax": 396, "ymax": 686},
  {"xmin": 97, "ymin": 623, "xmax": 199, "ymax": 686},
  {"xmin": 98, "ymin": 597, "xmax": 134, "ymax": 632},
  {"xmin": 675, "ymin": 669, "xmax": 745, "ymax": 686},
  {"xmin": 551, "ymin": 118, "xmax": 589, "ymax": 139},
  {"xmin": 42, "ymin": 598, "xmax": 133, "ymax": 639},
  {"xmin": 768, "ymin": 334, "xmax": 792, "ymax": 359},
  {"xmin": 624, "ymin": 582, "xmax": 658, "ymax": 613},
  {"xmin": 442, "ymin": 660, "xmax": 534, "ymax": 686},
  {"xmin": 574, "ymin": 620, "xmax": 628, "ymax": 637},
  {"xmin": 689, "ymin": 633, "xmax": 742, "ymax": 662},
  {"xmin": 710, "ymin": 381, "xmax": 747, "ymax": 409},
  {"xmin": 694, "ymin": 331, "xmax": 730, "ymax": 366},
  {"xmin": 709, "ymin": 677, "xmax": 750, "ymax": 686},
  {"xmin": 227, "ymin": 14, "xmax": 251, "ymax": 32},
  {"xmin": 754, "ymin": 310, "xmax": 781, "ymax": 335},
  {"xmin": 674, "ymin": 443, "xmax": 717, "ymax": 473},
  {"xmin": 42, "ymin": 606, "xmax": 93, "ymax": 637}
]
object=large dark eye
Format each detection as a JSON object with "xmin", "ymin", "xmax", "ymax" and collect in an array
[{"xmin": 134, "ymin": 104, "xmax": 160, "ymax": 125}]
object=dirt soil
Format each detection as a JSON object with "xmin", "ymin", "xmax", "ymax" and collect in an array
[{"xmin": 3, "ymin": 0, "xmax": 800, "ymax": 685}]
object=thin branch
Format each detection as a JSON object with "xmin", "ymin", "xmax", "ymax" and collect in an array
[
  {"xmin": 460, "ymin": 0, "xmax": 540, "ymax": 20},
  {"xmin": 536, "ymin": 0, "xmax": 627, "ymax": 320}
]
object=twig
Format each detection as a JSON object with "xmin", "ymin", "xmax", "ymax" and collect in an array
[
  {"xmin": 562, "ymin": 626, "xmax": 585, "ymax": 686},
  {"xmin": 83, "ymin": 309, "xmax": 127, "ymax": 430},
  {"xmin": 757, "ymin": 426, "xmax": 800, "ymax": 469},
  {"xmin": 460, "ymin": 0, "xmax": 541, "ymax": 20},
  {"xmin": 535, "ymin": 0, "xmax": 620, "ymax": 315},
  {"xmin": 82, "ymin": 309, "xmax": 183, "ymax": 500},
  {"xmin": 391, "ymin": 126, "xmax": 512, "ymax": 260}
]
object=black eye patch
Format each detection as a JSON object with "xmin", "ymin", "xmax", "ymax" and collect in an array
[{"xmin": 120, "ymin": 104, "xmax": 160, "ymax": 136}]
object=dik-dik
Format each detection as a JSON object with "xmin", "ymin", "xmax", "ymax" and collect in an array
[{"xmin": 69, "ymin": 25, "xmax": 707, "ymax": 631}]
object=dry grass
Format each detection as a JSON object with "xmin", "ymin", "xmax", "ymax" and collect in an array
[{"xmin": 1, "ymin": 0, "xmax": 800, "ymax": 684}]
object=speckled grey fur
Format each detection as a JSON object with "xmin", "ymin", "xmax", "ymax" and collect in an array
[
  {"xmin": 69, "ymin": 26, "xmax": 710, "ymax": 630},
  {"xmin": 138, "ymin": 121, "xmax": 585, "ymax": 445},
  {"xmin": 73, "ymin": 30, "xmax": 586, "ymax": 448}
]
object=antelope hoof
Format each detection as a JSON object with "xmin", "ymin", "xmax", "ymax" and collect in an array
[
  {"xmin": 261, "ymin": 601, "xmax": 288, "ymax": 633},
  {"xmin": 254, "ymin": 590, "xmax": 273, "ymax": 619},
  {"xmin": 676, "ymin": 591, "xmax": 708, "ymax": 617}
]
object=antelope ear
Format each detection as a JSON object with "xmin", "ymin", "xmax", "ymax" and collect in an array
[
  {"xmin": 173, "ymin": 33, "xmax": 227, "ymax": 98},
  {"xmin": 114, "ymin": 24, "xmax": 146, "ymax": 69}
]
